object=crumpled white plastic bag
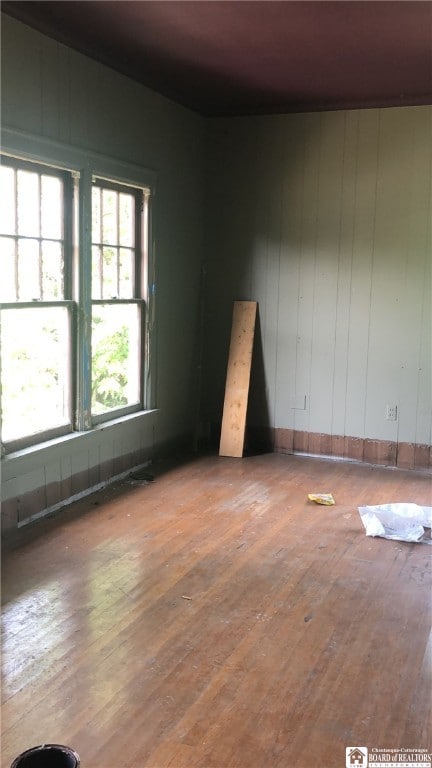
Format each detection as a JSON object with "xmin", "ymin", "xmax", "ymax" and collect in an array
[{"xmin": 358, "ymin": 503, "xmax": 432, "ymax": 543}]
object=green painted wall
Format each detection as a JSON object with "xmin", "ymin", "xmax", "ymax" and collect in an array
[
  {"xmin": 203, "ymin": 107, "xmax": 431, "ymax": 446},
  {"xmin": 1, "ymin": 14, "xmax": 430, "ymax": 529},
  {"xmin": 1, "ymin": 15, "xmax": 205, "ymax": 521}
]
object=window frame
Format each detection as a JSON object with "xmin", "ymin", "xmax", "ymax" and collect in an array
[
  {"xmin": 90, "ymin": 177, "xmax": 147, "ymax": 425},
  {"xmin": 0, "ymin": 156, "xmax": 76, "ymax": 452},
  {"xmin": 0, "ymin": 156, "xmax": 75, "ymax": 300},
  {"xmin": 0, "ymin": 302, "xmax": 77, "ymax": 452},
  {"xmin": 0, "ymin": 128, "xmax": 156, "ymax": 456}
]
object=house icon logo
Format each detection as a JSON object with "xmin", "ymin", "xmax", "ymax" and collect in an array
[{"xmin": 346, "ymin": 747, "xmax": 368, "ymax": 767}]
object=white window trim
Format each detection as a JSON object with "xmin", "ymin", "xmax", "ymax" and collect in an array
[{"xmin": 1, "ymin": 125, "xmax": 158, "ymax": 453}]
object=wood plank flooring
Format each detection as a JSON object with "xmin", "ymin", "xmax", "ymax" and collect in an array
[{"xmin": 1, "ymin": 453, "xmax": 431, "ymax": 768}]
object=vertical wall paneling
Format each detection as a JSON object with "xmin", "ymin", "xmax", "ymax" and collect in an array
[
  {"xmin": 331, "ymin": 111, "xmax": 358, "ymax": 438},
  {"xmin": 69, "ymin": 49, "xmax": 91, "ymax": 148},
  {"xmin": 99, "ymin": 439, "xmax": 115, "ymax": 483},
  {"xmin": 275, "ymin": 115, "xmax": 305, "ymax": 429},
  {"xmin": 71, "ymin": 449, "xmax": 90, "ymax": 496},
  {"xmin": 88, "ymin": 446, "xmax": 101, "ymax": 488},
  {"xmin": 309, "ymin": 112, "xmax": 345, "ymax": 436},
  {"xmin": 396, "ymin": 109, "xmax": 428, "ymax": 444},
  {"xmin": 293, "ymin": 113, "xmax": 321, "ymax": 438},
  {"xmin": 344, "ymin": 109, "xmax": 381, "ymax": 439},
  {"xmin": 256, "ymin": 119, "xmax": 284, "ymax": 426},
  {"xmin": 1, "ymin": 14, "xmax": 204, "ymax": 530},
  {"xmin": 40, "ymin": 37, "xmax": 70, "ymax": 142},
  {"xmin": 1, "ymin": 19, "xmax": 42, "ymax": 134},
  {"xmin": 365, "ymin": 109, "xmax": 411, "ymax": 441},
  {"xmin": 408, "ymin": 109, "xmax": 432, "ymax": 448},
  {"xmin": 204, "ymin": 105, "xmax": 431, "ymax": 458},
  {"xmin": 60, "ymin": 455, "xmax": 73, "ymax": 501}
]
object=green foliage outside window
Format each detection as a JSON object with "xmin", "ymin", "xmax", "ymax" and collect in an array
[{"xmin": 91, "ymin": 316, "xmax": 130, "ymax": 413}]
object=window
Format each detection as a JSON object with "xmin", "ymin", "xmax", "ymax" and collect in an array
[
  {"xmin": 91, "ymin": 179, "xmax": 146, "ymax": 421},
  {"xmin": 0, "ymin": 154, "xmax": 150, "ymax": 453},
  {"xmin": 0, "ymin": 159, "xmax": 74, "ymax": 449}
]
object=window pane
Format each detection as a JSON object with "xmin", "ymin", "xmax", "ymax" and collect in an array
[
  {"xmin": 0, "ymin": 166, "xmax": 16, "ymax": 235},
  {"xmin": 91, "ymin": 303, "xmax": 140, "ymax": 415},
  {"xmin": 0, "ymin": 237, "xmax": 17, "ymax": 301},
  {"xmin": 92, "ymin": 187, "xmax": 101, "ymax": 242},
  {"xmin": 41, "ymin": 175, "xmax": 63, "ymax": 239},
  {"xmin": 18, "ymin": 238, "xmax": 40, "ymax": 300},
  {"xmin": 119, "ymin": 248, "xmax": 134, "ymax": 298},
  {"xmin": 102, "ymin": 246, "xmax": 117, "ymax": 299},
  {"xmin": 17, "ymin": 170, "xmax": 39, "ymax": 237},
  {"xmin": 119, "ymin": 193, "xmax": 134, "ymax": 247},
  {"xmin": 102, "ymin": 189, "xmax": 117, "ymax": 245},
  {"xmin": 0, "ymin": 307, "xmax": 71, "ymax": 442},
  {"xmin": 42, "ymin": 241, "xmax": 63, "ymax": 299},
  {"xmin": 92, "ymin": 245, "xmax": 102, "ymax": 299}
]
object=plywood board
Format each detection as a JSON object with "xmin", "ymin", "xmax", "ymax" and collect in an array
[{"xmin": 219, "ymin": 301, "xmax": 257, "ymax": 457}]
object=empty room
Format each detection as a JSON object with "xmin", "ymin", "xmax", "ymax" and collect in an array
[{"xmin": 1, "ymin": 2, "xmax": 431, "ymax": 767}]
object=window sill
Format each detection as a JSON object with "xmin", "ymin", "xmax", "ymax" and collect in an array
[{"xmin": 2, "ymin": 409, "xmax": 158, "ymax": 463}]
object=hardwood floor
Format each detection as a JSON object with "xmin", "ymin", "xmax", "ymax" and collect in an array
[{"xmin": 1, "ymin": 453, "xmax": 431, "ymax": 768}]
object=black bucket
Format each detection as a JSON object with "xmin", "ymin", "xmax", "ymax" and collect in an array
[{"xmin": 10, "ymin": 745, "xmax": 80, "ymax": 768}]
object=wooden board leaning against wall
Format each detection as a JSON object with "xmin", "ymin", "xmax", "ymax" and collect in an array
[{"xmin": 219, "ymin": 301, "xmax": 257, "ymax": 458}]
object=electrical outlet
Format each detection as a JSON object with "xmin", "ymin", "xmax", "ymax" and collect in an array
[
  {"xmin": 290, "ymin": 394, "xmax": 307, "ymax": 410},
  {"xmin": 386, "ymin": 404, "xmax": 398, "ymax": 421}
]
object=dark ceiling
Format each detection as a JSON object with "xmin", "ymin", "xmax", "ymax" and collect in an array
[{"xmin": 2, "ymin": 1, "xmax": 432, "ymax": 117}]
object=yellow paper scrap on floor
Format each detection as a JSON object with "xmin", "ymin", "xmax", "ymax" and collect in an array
[{"xmin": 308, "ymin": 493, "xmax": 335, "ymax": 505}]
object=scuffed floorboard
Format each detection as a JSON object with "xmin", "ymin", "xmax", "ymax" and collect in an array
[{"xmin": 2, "ymin": 453, "xmax": 431, "ymax": 768}]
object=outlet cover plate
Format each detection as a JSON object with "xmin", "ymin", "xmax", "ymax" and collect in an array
[{"xmin": 386, "ymin": 404, "xmax": 398, "ymax": 421}]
